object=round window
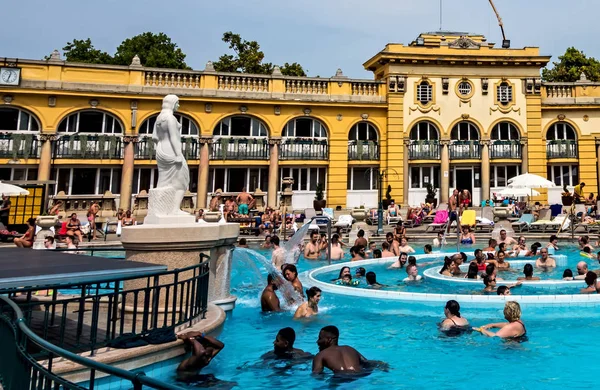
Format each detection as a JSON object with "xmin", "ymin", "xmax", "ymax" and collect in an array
[{"xmin": 458, "ymin": 81, "xmax": 472, "ymax": 96}]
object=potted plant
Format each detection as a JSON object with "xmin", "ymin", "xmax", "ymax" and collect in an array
[
  {"xmin": 561, "ymin": 185, "xmax": 573, "ymax": 206},
  {"xmin": 382, "ymin": 185, "xmax": 394, "ymax": 208},
  {"xmin": 313, "ymin": 183, "xmax": 326, "ymax": 211},
  {"xmin": 425, "ymin": 183, "xmax": 438, "ymax": 208}
]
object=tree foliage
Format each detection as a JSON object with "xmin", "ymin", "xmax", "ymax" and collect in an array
[
  {"xmin": 213, "ymin": 32, "xmax": 307, "ymax": 76},
  {"xmin": 58, "ymin": 38, "xmax": 113, "ymax": 64},
  {"xmin": 542, "ymin": 47, "xmax": 600, "ymax": 82}
]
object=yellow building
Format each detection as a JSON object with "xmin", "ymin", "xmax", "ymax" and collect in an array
[{"xmin": 0, "ymin": 32, "xmax": 598, "ymax": 214}]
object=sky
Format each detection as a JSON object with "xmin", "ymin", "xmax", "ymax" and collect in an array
[{"xmin": 2, "ymin": 0, "xmax": 599, "ymax": 78}]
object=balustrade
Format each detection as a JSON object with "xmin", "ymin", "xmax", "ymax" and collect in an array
[
  {"xmin": 0, "ymin": 133, "xmax": 39, "ymax": 159},
  {"xmin": 144, "ymin": 70, "xmax": 203, "ymax": 89},
  {"xmin": 348, "ymin": 140, "xmax": 379, "ymax": 160},
  {"xmin": 210, "ymin": 137, "xmax": 269, "ymax": 160},
  {"xmin": 408, "ymin": 140, "xmax": 441, "ymax": 160},
  {"xmin": 285, "ymin": 79, "xmax": 329, "ymax": 94},
  {"xmin": 54, "ymin": 134, "xmax": 122, "ymax": 159},
  {"xmin": 218, "ymin": 75, "xmax": 270, "ymax": 92},
  {"xmin": 280, "ymin": 138, "xmax": 328, "ymax": 160},
  {"xmin": 449, "ymin": 140, "xmax": 481, "ymax": 159},
  {"xmin": 489, "ymin": 140, "xmax": 522, "ymax": 159},
  {"xmin": 546, "ymin": 139, "xmax": 578, "ymax": 159},
  {"xmin": 135, "ymin": 136, "xmax": 199, "ymax": 159},
  {"xmin": 351, "ymin": 81, "xmax": 381, "ymax": 96}
]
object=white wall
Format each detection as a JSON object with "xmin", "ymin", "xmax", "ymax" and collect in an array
[{"xmin": 347, "ymin": 190, "xmax": 378, "ymax": 208}]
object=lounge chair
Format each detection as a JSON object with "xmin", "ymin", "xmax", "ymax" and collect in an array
[
  {"xmin": 366, "ymin": 209, "xmax": 379, "ymax": 225},
  {"xmin": 475, "ymin": 207, "xmax": 495, "ymax": 232},
  {"xmin": 423, "ymin": 202, "xmax": 447, "ymax": 224},
  {"xmin": 425, "ymin": 210, "xmax": 448, "ymax": 232},
  {"xmin": 387, "ymin": 207, "xmax": 402, "ymax": 225},
  {"xmin": 529, "ymin": 209, "xmax": 552, "ymax": 232},
  {"xmin": 460, "ymin": 210, "xmax": 477, "ymax": 227},
  {"xmin": 543, "ymin": 214, "xmax": 569, "ymax": 233},
  {"xmin": 511, "ymin": 214, "xmax": 535, "ymax": 233},
  {"xmin": 304, "ymin": 208, "xmax": 317, "ymax": 223},
  {"xmin": 334, "ymin": 215, "xmax": 353, "ymax": 234}
]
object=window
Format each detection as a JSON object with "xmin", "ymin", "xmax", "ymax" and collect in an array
[
  {"xmin": 416, "ymin": 81, "xmax": 432, "ymax": 105},
  {"xmin": 132, "ymin": 168, "xmax": 158, "ymax": 194},
  {"xmin": 347, "ymin": 167, "xmax": 378, "ymax": 190},
  {"xmin": 0, "ymin": 108, "xmax": 40, "ymax": 131},
  {"xmin": 283, "ymin": 118, "xmax": 327, "ymax": 139},
  {"xmin": 410, "ymin": 121, "xmax": 439, "ymax": 141},
  {"xmin": 0, "ymin": 167, "xmax": 37, "ymax": 181},
  {"xmin": 457, "ymin": 81, "xmax": 472, "ymax": 96},
  {"xmin": 139, "ymin": 114, "xmax": 199, "ymax": 136},
  {"xmin": 451, "ymin": 122, "xmax": 479, "ymax": 140},
  {"xmin": 496, "ymin": 82, "xmax": 513, "ymax": 105},
  {"xmin": 58, "ymin": 111, "xmax": 123, "ymax": 134},
  {"xmin": 208, "ymin": 167, "xmax": 268, "ymax": 193},
  {"xmin": 52, "ymin": 167, "xmax": 122, "ymax": 195},
  {"xmin": 546, "ymin": 122, "xmax": 576, "ymax": 140},
  {"xmin": 280, "ymin": 167, "xmax": 326, "ymax": 192},
  {"xmin": 491, "ymin": 122, "xmax": 520, "ymax": 140},
  {"xmin": 490, "ymin": 165, "xmax": 520, "ymax": 187},
  {"xmin": 213, "ymin": 116, "xmax": 268, "ymax": 137},
  {"xmin": 547, "ymin": 164, "xmax": 578, "ymax": 187},
  {"xmin": 409, "ymin": 166, "xmax": 440, "ymax": 188},
  {"xmin": 348, "ymin": 122, "xmax": 378, "ymax": 141}
]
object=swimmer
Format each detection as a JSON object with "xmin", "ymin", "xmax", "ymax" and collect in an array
[
  {"xmin": 176, "ymin": 332, "xmax": 224, "ymax": 375},
  {"xmin": 517, "ymin": 264, "xmax": 540, "ymax": 281},
  {"xmin": 261, "ymin": 275, "xmax": 282, "ymax": 312},
  {"xmin": 512, "ymin": 236, "xmax": 528, "ymax": 257},
  {"xmin": 439, "ymin": 257, "xmax": 456, "ymax": 277},
  {"xmin": 389, "ymin": 252, "xmax": 408, "ymax": 269},
  {"xmin": 237, "ymin": 238, "xmax": 248, "ymax": 248},
  {"xmin": 440, "ymin": 300, "xmax": 469, "ymax": 331},
  {"xmin": 354, "ymin": 229, "xmax": 368, "ymax": 248},
  {"xmin": 261, "ymin": 235, "xmax": 273, "ymax": 249},
  {"xmin": 336, "ymin": 274, "xmax": 359, "ymax": 286},
  {"xmin": 581, "ymin": 246, "xmax": 595, "ymax": 259},
  {"xmin": 385, "ymin": 232, "xmax": 400, "ymax": 256},
  {"xmin": 451, "ymin": 252, "xmax": 468, "ymax": 276},
  {"xmin": 283, "ymin": 264, "xmax": 304, "ymax": 297},
  {"xmin": 498, "ymin": 229, "xmax": 517, "ymax": 246},
  {"xmin": 262, "ymin": 327, "xmax": 312, "ymax": 360},
  {"xmin": 333, "ymin": 267, "xmax": 351, "ymax": 282},
  {"xmin": 312, "ymin": 326, "xmax": 373, "ymax": 374},
  {"xmin": 423, "ymin": 244, "xmax": 433, "ymax": 254},
  {"xmin": 474, "ymin": 301, "xmax": 526, "ymax": 339},
  {"xmin": 350, "ymin": 245, "xmax": 366, "ymax": 261},
  {"xmin": 579, "ymin": 235, "xmax": 595, "ymax": 251},
  {"xmin": 485, "ymin": 263, "xmax": 504, "ymax": 282},
  {"xmin": 562, "ymin": 269, "xmax": 574, "ymax": 280},
  {"xmin": 432, "ymin": 231, "xmax": 446, "ymax": 247},
  {"xmin": 580, "ymin": 271, "xmax": 600, "ymax": 294},
  {"xmin": 403, "ymin": 263, "xmax": 422, "ymax": 282},
  {"xmin": 525, "ymin": 242, "xmax": 542, "ymax": 257},
  {"xmin": 398, "ymin": 237, "xmax": 415, "ymax": 253},
  {"xmin": 495, "ymin": 250, "xmax": 510, "ymax": 270},
  {"xmin": 271, "ymin": 235, "xmax": 285, "ymax": 269},
  {"xmin": 366, "ymin": 271, "xmax": 384, "ymax": 289},
  {"xmin": 535, "ymin": 248, "xmax": 556, "ymax": 268},
  {"xmin": 465, "ymin": 262, "xmax": 480, "ymax": 279},
  {"xmin": 294, "ymin": 287, "xmax": 321, "ymax": 319},
  {"xmin": 354, "ymin": 267, "xmax": 366, "ymax": 278},
  {"xmin": 575, "ymin": 261, "xmax": 589, "ymax": 280},
  {"xmin": 482, "ymin": 273, "xmax": 497, "ymax": 293},
  {"xmin": 547, "ymin": 235, "xmax": 559, "ymax": 253},
  {"xmin": 366, "ymin": 241, "xmax": 377, "ymax": 257},
  {"xmin": 304, "ymin": 231, "xmax": 321, "ymax": 260},
  {"xmin": 328, "ymin": 234, "xmax": 345, "ymax": 260},
  {"xmin": 483, "ymin": 238, "xmax": 497, "ymax": 252},
  {"xmin": 381, "ymin": 242, "xmax": 395, "ymax": 258},
  {"xmin": 372, "ymin": 249, "xmax": 382, "ymax": 259}
]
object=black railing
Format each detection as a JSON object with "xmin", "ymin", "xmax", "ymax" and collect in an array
[
  {"xmin": 490, "ymin": 140, "xmax": 522, "ymax": 159},
  {"xmin": 449, "ymin": 140, "xmax": 481, "ymax": 159},
  {"xmin": 136, "ymin": 136, "xmax": 199, "ymax": 160},
  {"xmin": 348, "ymin": 140, "xmax": 379, "ymax": 160},
  {"xmin": 2, "ymin": 255, "xmax": 210, "ymax": 356},
  {"xmin": 54, "ymin": 134, "xmax": 123, "ymax": 159},
  {"xmin": 0, "ymin": 133, "xmax": 39, "ymax": 159},
  {"xmin": 0, "ymin": 295, "xmax": 183, "ymax": 390},
  {"xmin": 280, "ymin": 139, "xmax": 328, "ymax": 160},
  {"xmin": 546, "ymin": 139, "xmax": 578, "ymax": 159},
  {"xmin": 408, "ymin": 140, "xmax": 441, "ymax": 160},
  {"xmin": 211, "ymin": 137, "xmax": 269, "ymax": 160}
]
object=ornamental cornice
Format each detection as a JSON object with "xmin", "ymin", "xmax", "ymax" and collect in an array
[
  {"xmin": 268, "ymin": 137, "xmax": 282, "ymax": 146},
  {"xmin": 122, "ymin": 135, "xmax": 139, "ymax": 143},
  {"xmin": 39, "ymin": 133, "xmax": 59, "ymax": 142},
  {"xmin": 199, "ymin": 136, "xmax": 214, "ymax": 145}
]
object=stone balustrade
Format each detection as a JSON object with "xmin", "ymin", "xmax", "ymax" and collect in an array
[
  {"xmin": 542, "ymin": 82, "xmax": 600, "ymax": 105},
  {"xmin": 285, "ymin": 79, "xmax": 329, "ymax": 94},
  {"xmin": 144, "ymin": 70, "xmax": 203, "ymax": 89},
  {"xmin": 218, "ymin": 74, "xmax": 270, "ymax": 92},
  {"xmin": 351, "ymin": 81, "xmax": 380, "ymax": 96}
]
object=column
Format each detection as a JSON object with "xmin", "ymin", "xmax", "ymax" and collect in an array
[
  {"xmin": 481, "ymin": 139, "xmax": 490, "ymax": 201},
  {"xmin": 440, "ymin": 140, "xmax": 450, "ymax": 203},
  {"xmin": 119, "ymin": 136, "xmax": 137, "ymax": 211},
  {"xmin": 521, "ymin": 138, "xmax": 528, "ymax": 174},
  {"xmin": 197, "ymin": 137, "xmax": 212, "ymax": 209},
  {"xmin": 267, "ymin": 137, "xmax": 281, "ymax": 208},
  {"xmin": 597, "ymin": 140, "xmax": 600, "ymax": 196},
  {"xmin": 37, "ymin": 134, "xmax": 55, "ymax": 181},
  {"xmin": 402, "ymin": 140, "xmax": 410, "ymax": 206}
]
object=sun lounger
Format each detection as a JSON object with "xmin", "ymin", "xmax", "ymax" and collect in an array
[
  {"xmin": 366, "ymin": 209, "xmax": 379, "ymax": 225},
  {"xmin": 425, "ymin": 210, "xmax": 448, "ymax": 232},
  {"xmin": 460, "ymin": 210, "xmax": 477, "ymax": 227},
  {"xmin": 511, "ymin": 214, "xmax": 535, "ymax": 232},
  {"xmin": 529, "ymin": 209, "xmax": 552, "ymax": 232},
  {"xmin": 543, "ymin": 214, "xmax": 569, "ymax": 233},
  {"xmin": 334, "ymin": 214, "xmax": 353, "ymax": 234},
  {"xmin": 423, "ymin": 202, "xmax": 447, "ymax": 224}
]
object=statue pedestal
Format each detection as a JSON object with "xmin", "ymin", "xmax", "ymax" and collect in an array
[
  {"xmin": 33, "ymin": 215, "xmax": 58, "ymax": 250},
  {"xmin": 121, "ymin": 222, "xmax": 240, "ymax": 312}
]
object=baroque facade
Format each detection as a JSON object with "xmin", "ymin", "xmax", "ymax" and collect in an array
[{"xmin": 0, "ymin": 32, "xmax": 598, "ymax": 211}]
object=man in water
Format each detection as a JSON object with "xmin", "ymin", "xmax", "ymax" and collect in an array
[
  {"xmin": 381, "ymin": 241, "xmax": 395, "ymax": 258},
  {"xmin": 262, "ymin": 327, "xmax": 312, "ymax": 360},
  {"xmin": 575, "ymin": 261, "xmax": 589, "ymax": 280},
  {"xmin": 261, "ymin": 275, "xmax": 282, "ymax": 312},
  {"xmin": 350, "ymin": 246, "xmax": 365, "ymax": 261},
  {"xmin": 312, "ymin": 325, "xmax": 368, "ymax": 374},
  {"xmin": 354, "ymin": 229, "xmax": 368, "ymax": 248},
  {"xmin": 451, "ymin": 252, "xmax": 467, "ymax": 276},
  {"xmin": 432, "ymin": 231, "xmax": 446, "ymax": 248},
  {"xmin": 535, "ymin": 248, "xmax": 556, "ymax": 268},
  {"xmin": 236, "ymin": 188, "xmax": 254, "ymax": 215},
  {"xmin": 176, "ymin": 331, "xmax": 225, "ymax": 375},
  {"xmin": 294, "ymin": 287, "xmax": 321, "ymax": 318},
  {"xmin": 304, "ymin": 231, "xmax": 320, "ymax": 260},
  {"xmin": 498, "ymin": 229, "xmax": 517, "ymax": 246},
  {"xmin": 385, "ymin": 232, "xmax": 400, "ymax": 256},
  {"xmin": 271, "ymin": 235, "xmax": 285, "ymax": 269}
]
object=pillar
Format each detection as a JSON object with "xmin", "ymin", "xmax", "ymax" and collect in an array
[
  {"xmin": 597, "ymin": 140, "xmax": 600, "ymax": 196},
  {"xmin": 119, "ymin": 136, "xmax": 136, "ymax": 211},
  {"xmin": 267, "ymin": 138, "xmax": 281, "ymax": 208},
  {"xmin": 402, "ymin": 140, "xmax": 409, "ymax": 206},
  {"xmin": 37, "ymin": 134, "xmax": 55, "ymax": 181},
  {"xmin": 440, "ymin": 140, "xmax": 450, "ymax": 203},
  {"xmin": 481, "ymin": 140, "xmax": 490, "ymax": 201},
  {"xmin": 521, "ymin": 138, "xmax": 528, "ymax": 174},
  {"xmin": 197, "ymin": 137, "xmax": 212, "ymax": 209}
]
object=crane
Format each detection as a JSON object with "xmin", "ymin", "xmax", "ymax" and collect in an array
[{"xmin": 488, "ymin": 0, "xmax": 510, "ymax": 48}]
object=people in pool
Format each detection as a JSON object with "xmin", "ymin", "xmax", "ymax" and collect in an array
[
  {"xmin": 535, "ymin": 248, "xmax": 556, "ymax": 268},
  {"xmin": 525, "ymin": 242, "xmax": 542, "ymax": 257},
  {"xmin": 385, "ymin": 232, "xmax": 400, "ymax": 256},
  {"xmin": 465, "ymin": 262, "xmax": 480, "ymax": 279},
  {"xmin": 261, "ymin": 235, "xmax": 273, "ymax": 249},
  {"xmin": 333, "ymin": 267, "xmax": 351, "ymax": 282},
  {"xmin": 495, "ymin": 250, "xmax": 510, "ymax": 270},
  {"xmin": 283, "ymin": 264, "xmax": 304, "ymax": 297},
  {"xmin": 575, "ymin": 261, "xmax": 589, "ymax": 280},
  {"xmin": 403, "ymin": 263, "xmax": 422, "ymax": 282},
  {"xmin": 517, "ymin": 264, "xmax": 540, "ymax": 281},
  {"xmin": 327, "ymin": 234, "xmax": 346, "ymax": 260},
  {"xmin": 304, "ymin": 231, "xmax": 321, "ymax": 260},
  {"xmin": 440, "ymin": 300, "xmax": 469, "ymax": 331},
  {"xmin": 312, "ymin": 326, "xmax": 373, "ymax": 374},
  {"xmin": 336, "ymin": 274, "xmax": 360, "ymax": 286},
  {"xmin": 261, "ymin": 274, "xmax": 282, "ymax": 312},
  {"xmin": 294, "ymin": 287, "xmax": 321, "ymax": 319},
  {"xmin": 354, "ymin": 229, "xmax": 368, "ymax": 248},
  {"xmin": 474, "ymin": 301, "xmax": 527, "ymax": 339},
  {"xmin": 366, "ymin": 241, "xmax": 377, "ymax": 257},
  {"xmin": 423, "ymin": 244, "xmax": 433, "ymax": 254},
  {"xmin": 580, "ymin": 271, "xmax": 600, "ymax": 294},
  {"xmin": 579, "ymin": 235, "xmax": 595, "ymax": 251},
  {"xmin": 482, "ymin": 273, "xmax": 497, "ymax": 293},
  {"xmin": 498, "ymin": 229, "xmax": 517, "ymax": 246},
  {"xmin": 439, "ymin": 257, "xmax": 457, "ymax": 277},
  {"xmin": 271, "ymin": 235, "xmax": 285, "ymax": 270},
  {"xmin": 350, "ymin": 245, "xmax": 366, "ymax": 261},
  {"xmin": 366, "ymin": 271, "xmax": 384, "ymax": 289},
  {"xmin": 512, "ymin": 236, "xmax": 528, "ymax": 256},
  {"xmin": 262, "ymin": 328, "xmax": 312, "ymax": 360},
  {"xmin": 562, "ymin": 269, "xmax": 574, "ymax": 280},
  {"xmin": 398, "ymin": 237, "xmax": 415, "ymax": 253},
  {"xmin": 433, "ymin": 231, "xmax": 446, "ymax": 247},
  {"xmin": 581, "ymin": 247, "xmax": 595, "ymax": 259},
  {"xmin": 483, "ymin": 238, "xmax": 497, "ymax": 252},
  {"xmin": 372, "ymin": 249, "xmax": 382, "ymax": 259},
  {"xmin": 460, "ymin": 226, "xmax": 476, "ymax": 245},
  {"xmin": 547, "ymin": 235, "xmax": 560, "ymax": 254},
  {"xmin": 389, "ymin": 252, "xmax": 408, "ymax": 269},
  {"xmin": 451, "ymin": 252, "xmax": 468, "ymax": 276},
  {"xmin": 176, "ymin": 331, "xmax": 225, "ymax": 375},
  {"xmin": 381, "ymin": 242, "xmax": 396, "ymax": 258},
  {"xmin": 497, "ymin": 286, "xmax": 513, "ymax": 295},
  {"xmin": 355, "ymin": 267, "xmax": 366, "ymax": 278},
  {"xmin": 474, "ymin": 249, "xmax": 487, "ymax": 272}
]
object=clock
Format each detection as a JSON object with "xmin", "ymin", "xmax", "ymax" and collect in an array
[{"xmin": 0, "ymin": 67, "xmax": 21, "ymax": 86}]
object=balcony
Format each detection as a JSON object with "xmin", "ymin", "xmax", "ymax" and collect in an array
[
  {"xmin": 449, "ymin": 140, "xmax": 481, "ymax": 159},
  {"xmin": 348, "ymin": 140, "xmax": 379, "ymax": 160},
  {"xmin": 135, "ymin": 136, "xmax": 199, "ymax": 159},
  {"xmin": 0, "ymin": 133, "xmax": 39, "ymax": 159},
  {"xmin": 408, "ymin": 140, "xmax": 440, "ymax": 160},
  {"xmin": 280, "ymin": 139, "xmax": 328, "ymax": 160},
  {"xmin": 54, "ymin": 134, "xmax": 122, "ymax": 159},
  {"xmin": 210, "ymin": 137, "xmax": 269, "ymax": 160},
  {"xmin": 490, "ymin": 140, "xmax": 522, "ymax": 159},
  {"xmin": 546, "ymin": 139, "xmax": 578, "ymax": 159}
]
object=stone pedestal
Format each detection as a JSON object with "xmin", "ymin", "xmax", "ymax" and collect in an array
[
  {"xmin": 121, "ymin": 222, "xmax": 239, "ymax": 312},
  {"xmin": 33, "ymin": 215, "xmax": 58, "ymax": 249}
]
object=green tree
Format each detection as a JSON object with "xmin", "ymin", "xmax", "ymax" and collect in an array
[
  {"xmin": 55, "ymin": 38, "xmax": 113, "ymax": 64},
  {"xmin": 280, "ymin": 62, "xmax": 307, "ymax": 77},
  {"xmin": 113, "ymin": 32, "xmax": 189, "ymax": 69},
  {"xmin": 542, "ymin": 47, "xmax": 600, "ymax": 82}
]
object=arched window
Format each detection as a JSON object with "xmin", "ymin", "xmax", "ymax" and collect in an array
[
  {"xmin": 139, "ymin": 113, "xmax": 199, "ymax": 136},
  {"xmin": 0, "ymin": 107, "xmax": 40, "ymax": 131},
  {"xmin": 348, "ymin": 122, "xmax": 378, "ymax": 141},
  {"xmin": 58, "ymin": 111, "xmax": 122, "ymax": 134},
  {"xmin": 491, "ymin": 122, "xmax": 520, "ymax": 140},
  {"xmin": 213, "ymin": 116, "xmax": 268, "ymax": 137},
  {"xmin": 410, "ymin": 121, "xmax": 439, "ymax": 141},
  {"xmin": 451, "ymin": 121, "xmax": 479, "ymax": 140},
  {"xmin": 283, "ymin": 118, "xmax": 327, "ymax": 139},
  {"xmin": 546, "ymin": 122, "xmax": 577, "ymax": 140}
]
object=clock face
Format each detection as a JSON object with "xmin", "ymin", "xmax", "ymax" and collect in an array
[{"xmin": 0, "ymin": 68, "xmax": 20, "ymax": 85}]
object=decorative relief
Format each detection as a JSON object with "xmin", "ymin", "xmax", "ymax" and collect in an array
[
  {"xmin": 461, "ymin": 113, "xmax": 470, "ymax": 120},
  {"xmin": 336, "ymin": 114, "xmax": 343, "ymax": 121},
  {"xmin": 122, "ymin": 136, "xmax": 139, "ymax": 143},
  {"xmin": 584, "ymin": 115, "xmax": 589, "ymax": 122},
  {"xmin": 268, "ymin": 138, "xmax": 282, "ymax": 145},
  {"xmin": 557, "ymin": 114, "xmax": 566, "ymax": 121},
  {"xmin": 89, "ymin": 99, "xmax": 99, "ymax": 108},
  {"xmin": 361, "ymin": 113, "xmax": 369, "ymax": 120},
  {"xmin": 205, "ymin": 103, "xmax": 213, "ymax": 113},
  {"xmin": 3, "ymin": 95, "xmax": 13, "ymax": 104},
  {"xmin": 48, "ymin": 96, "xmax": 56, "ymax": 107},
  {"xmin": 481, "ymin": 78, "xmax": 489, "ymax": 95},
  {"xmin": 303, "ymin": 108, "xmax": 312, "ymax": 116},
  {"xmin": 199, "ymin": 136, "xmax": 213, "ymax": 145},
  {"xmin": 489, "ymin": 106, "xmax": 521, "ymax": 115},
  {"xmin": 39, "ymin": 134, "xmax": 59, "ymax": 142},
  {"xmin": 448, "ymin": 36, "xmax": 481, "ymax": 49},
  {"xmin": 239, "ymin": 105, "xmax": 248, "ymax": 113},
  {"xmin": 409, "ymin": 105, "xmax": 441, "ymax": 115},
  {"xmin": 274, "ymin": 105, "xmax": 280, "ymax": 115}
]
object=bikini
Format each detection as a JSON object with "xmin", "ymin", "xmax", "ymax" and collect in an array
[{"xmin": 461, "ymin": 236, "xmax": 474, "ymax": 245}]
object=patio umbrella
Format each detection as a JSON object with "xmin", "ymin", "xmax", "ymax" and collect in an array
[
  {"xmin": 0, "ymin": 181, "xmax": 29, "ymax": 196},
  {"xmin": 497, "ymin": 187, "xmax": 540, "ymax": 197},
  {"xmin": 507, "ymin": 173, "xmax": 556, "ymax": 188}
]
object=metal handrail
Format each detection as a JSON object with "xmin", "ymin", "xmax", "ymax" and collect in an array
[{"xmin": 0, "ymin": 295, "xmax": 183, "ymax": 390}]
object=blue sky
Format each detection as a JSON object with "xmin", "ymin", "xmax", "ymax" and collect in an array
[{"xmin": 3, "ymin": 0, "xmax": 598, "ymax": 78}]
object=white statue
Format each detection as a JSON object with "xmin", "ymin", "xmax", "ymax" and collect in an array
[{"xmin": 145, "ymin": 94, "xmax": 194, "ymax": 224}]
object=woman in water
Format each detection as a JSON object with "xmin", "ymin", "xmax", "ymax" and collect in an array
[
  {"xmin": 293, "ymin": 287, "xmax": 321, "ymax": 319},
  {"xmin": 327, "ymin": 234, "xmax": 345, "ymax": 260},
  {"xmin": 547, "ymin": 235, "xmax": 559, "ymax": 254},
  {"xmin": 512, "ymin": 236, "xmax": 528, "ymax": 257},
  {"xmin": 474, "ymin": 301, "xmax": 526, "ymax": 339},
  {"xmin": 495, "ymin": 250, "xmax": 510, "ymax": 270},
  {"xmin": 579, "ymin": 235, "xmax": 595, "ymax": 252},
  {"xmin": 332, "ymin": 267, "xmax": 350, "ymax": 282},
  {"xmin": 282, "ymin": 264, "xmax": 304, "ymax": 297},
  {"xmin": 439, "ymin": 257, "xmax": 456, "ymax": 277},
  {"xmin": 389, "ymin": 252, "xmax": 408, "ymax": 269},
  {"xmin": 562, "ymin": 269, "xmax": 574, "ymax": 280},
  {"xmin": 336, "ymin": 274, "xmax": 359, "ymax": 286},
  {"xmin": 459, "ymin": 226, "xmax": 476, "ymax": 245},
  {"xmin": 525, "ymin": 242, "xmax": 542, "ymax": 257},
  {"xmin": 366, "ymin": 271, "xmax": 384, "ymax": 288},
  {"xmin": 517, "ymin": 263, "xmax": 540, "ymax": 281},
  {"xmin": 482, "ymin": 273, "xmax": 497, "ymax": 293},
  {"xmin": 398, "ymin": 237, "xmax": 415, "ymax": 253},
  {"xmin": 465, "ymin": 262, "xmax": 480, "ymax": 279},
  {"xmin": 440, "ymin": 300, "xmax": 469, "ymax": 331},
  {"xmin": 580, "ymin": 271, "xmax": 599, "ymax": 294}
]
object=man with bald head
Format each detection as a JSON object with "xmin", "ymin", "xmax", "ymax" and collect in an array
[{"xmin": 575, "ymin": 261, "xmax": 589, "ymax": 280}]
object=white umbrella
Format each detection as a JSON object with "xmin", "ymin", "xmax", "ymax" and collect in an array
[
  {"xmin": 497, "ymin": 187, "xmax": 540, "ymax": 197},
  {"xmin": 507, "ymin": 173, "xmax": 556, "ymax": 188},
  {"xmin": 0, "ymin": 181, "xmax": 29, "ymax": 196}
]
